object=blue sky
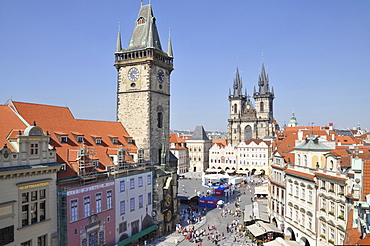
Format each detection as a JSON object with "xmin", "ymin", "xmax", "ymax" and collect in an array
[{"xmin": 1, "ymin": 0, "xmax": 370, "ymax": 132}]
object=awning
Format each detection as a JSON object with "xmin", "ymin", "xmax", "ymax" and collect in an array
[
  {"xmin": 246, "ymin": 224, "xmax": 265, "ymax": 237},
  {"xmin": 117, "ymin": 224, "xmax": 157, "ymax": 246},
  {"xmin": 205, "ymin": 169, "xmax": 219, "ymax": 172}
]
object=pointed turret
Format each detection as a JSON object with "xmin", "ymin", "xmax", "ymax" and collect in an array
[
  {"xmin": 115, "ymin": 23, "xmax": 122, "ymax": 53},
  {"xmin": 232, "ymin": 67, "xmax": 243, "ymax": 98},
  {"xmin": 128, "ymin": 4, "xmax": 162, "ymax": 51},
  {"xmin": 258, "ymin": 63, "xmax": 270, "ymax": 94},
  {"xmin": 167, "ymin": 30, "xmax": 173, "ymax": 57}
]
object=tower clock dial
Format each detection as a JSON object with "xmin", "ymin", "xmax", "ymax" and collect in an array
[
  {"xmin": 157, "ymin": 69, "xmax": 165, "ymax": 83},
  {"xmin": 128, "ymin": 67, "xmax": 139, "ymax": 81}
]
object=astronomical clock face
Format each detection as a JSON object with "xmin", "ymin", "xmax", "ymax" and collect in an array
[
  {"xmin": 128, "ymin": 67, "xmax": 139, "ymax": 82},
  {"xmin": 165, "ymin": 194, "xmax": 172, "ymax": 207},
  {"xmin": 165, "ymin": 210, "xmax": 172, "ymax": 222}
]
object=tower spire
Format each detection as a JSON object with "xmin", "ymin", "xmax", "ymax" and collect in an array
[
  {"xmin": 128, "ymin": 4, "xmax": 162, "ymax": 51},
  {"xmin": 258, "ymin": 62, "xmax": 270, "ymax": 94},
  {"xmin": 115, "ymin": 22, "xmax": 122, "ymax": 53},
  {"xmin": 167, "ymin": 28, "xmax": 173, "ymax": 57},
  {"xmin": 232, "ymin": 67, "xmax": 243, "ymax": 97}
]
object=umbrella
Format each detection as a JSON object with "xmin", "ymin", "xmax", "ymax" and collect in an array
[{"xmin": 217, "ymin": 200, "xmax": 224, "ymax": 205}]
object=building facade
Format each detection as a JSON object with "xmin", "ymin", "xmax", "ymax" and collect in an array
[
  {"xmin": 0, "ymin": 122, "xmax": 61, "ymax": 246},
  {"xmin": 187, "ymin": 126, "xmax": 212, "ymax": 173}
]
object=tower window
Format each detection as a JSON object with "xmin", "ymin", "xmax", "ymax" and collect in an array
[
  {"xmin": 234, "ymin": 104, "xmax": 237, "ymax": 114},
  {"xmin": 157, "ymin": 112, "xmax": 163, "ymax": 128},
  {"xmin": 260, "ymin": 102, "xmax": 264, "ymax": 112}
]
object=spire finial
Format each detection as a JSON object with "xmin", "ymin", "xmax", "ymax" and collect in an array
[
  {"xmin": 140, "ymin": 0, "xmax": 143, "ymax": 6},
  {"xmin": 167, "ymin": 28, "xmax": 173, "ymax": 57}
]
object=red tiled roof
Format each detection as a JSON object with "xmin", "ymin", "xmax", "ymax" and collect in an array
[
  {"xmin": 0, "ymin": 106, "xmax": 27, "ymax": 151},
  {"xmin": 347, "ymin": 209, "xmax": 363, "ymax": 245},
  {"xmin": 8, "ymin": 101, "xmax": 137, "ymax": 178},
  {"xmin": 363, "ymin": 159, "xmax": 370, "ymax": 197},
  {"xmin": 244, "ymin": 139, "xmax": 271, "ymax": 146},
  {"xmin": 314, "ymin": 172, "xmax": 347, "ymax": 182},
  {"xmin": 285, "ymin": 168, "xmax": 315, "ymax": 180}
]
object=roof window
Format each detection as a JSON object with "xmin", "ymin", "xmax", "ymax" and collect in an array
[
  {"xmin": 137, "ymin": 17, "xmax": 146, "ymax": 25},
  {"xmin": 60, "ymin": 135, "xmax": 68, "ymax": 143},
  {"xmin": 96, "ymin": 138, "xmax": 102, "ymax": 145}
]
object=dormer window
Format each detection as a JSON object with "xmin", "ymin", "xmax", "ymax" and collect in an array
[
  {"xmin": 137, "ymin": 17, "xmax": 146, "ymax": 25},
  {"xmin": 77, "ymin": 135, "xmax": 84, "ymax": 143},
  {"xmin": 60, "ymin": 135, "xmax": 68, "ymax": 143},
  {"xmin": 127, "ymin": 138, "xmax": 133, "ymax": 144},
  {"xmin": 95, "ymin": 138, "xmax": 102, "ymax": 145},
  {"xmin": 30, "ymin": 143, "xmax": 38, "ymax": 155},
  {"xmin": 113, "ymin": 138, "xmax": 118, "ymax": 145}
]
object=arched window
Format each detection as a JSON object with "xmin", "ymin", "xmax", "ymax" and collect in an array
[
  {"xmin": 297, "ymin": 154, "xmax": 301, "ymax": 165},
  {"xmin": 234, "ymin": 104, "xmax": 237, "ymax": 114},
  {"xmin": 304, "ymin": 155, "xmax": 308, "ymax": 166},
  {"xmin": 157, "ymin": 112, "xmax": 163, "ymax": 128},
  {"xmin": 260, "ymin": 102, "xmax": 264, "ymax": 112},
  {"xmin": 245, "ymin": 125, "xmax": 252, "ymax": 140},
  {"xmin": 137, "ymin": 17, "xmax": 146, "ymax": 25}
]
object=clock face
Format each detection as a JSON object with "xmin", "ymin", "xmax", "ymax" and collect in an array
[
  {"xmin": 157, "ymin": 69, "xmax": 165, "ymax": 83},
  {"xmin": 128, "ymin": 67, "xmax": 139, "ymax": 82},
  {"xmin": 165, "ymin": 210, "xmax": 172, "ymax": 222},
  {"xmin": 165, "ymin": 194, "xmax": 172, "ymax": 207}
]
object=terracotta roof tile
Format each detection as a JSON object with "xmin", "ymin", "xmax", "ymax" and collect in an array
[
  {"xmin": 285, "ymin": 168, "xmax": 315, "ymax": 180},
  {"xmin": 0, "ymin": 106, "xmax": 27, "ymax": 151},
  {"xmin": 7, "ymin": 101, "xmax": 137, "ymax": 178}
]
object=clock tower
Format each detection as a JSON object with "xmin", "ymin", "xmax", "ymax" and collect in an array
[{"xmin": 115, "ymin": 4, "xmax": 174, "ymax": 164}]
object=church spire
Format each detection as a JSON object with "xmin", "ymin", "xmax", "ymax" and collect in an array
[
  {"xmin": 232, "ymin": 67, "xmax": 243, "ymax": 97},
  {"xmin": 258, "ymin": 63, "xmax": 270, "ymax": 94},
  {"xmin": 115, "ymin": 23, "xmax": 122, "ymax": 53},
  {"xmin": 128, "ymin": 4, "xmax": 162, "ymax": 51}
]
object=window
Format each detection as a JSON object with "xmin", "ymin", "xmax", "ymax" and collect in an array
[
  {"xmin": 107, "ymin": 190, "xmax": 112, "ymax": 209},
  {"xmin": 322, "ymin": 198, "xmax": 326, "ymax": 210},
  {"xmin": 95, "ymin": 138, "xmax": 102, "ymax": 145},
  {"xmin": 339, "ymin": 233, "xmax": 344, "ymax": 245},
  {"xmin": 289, "ymin": 184, "xmax": 293, "ymax": 195},
  {"xmin": 130, "ymin": 178, "xmax": 135, "ymax": 189},
  {"xmin": 71, "ymin": 199, "xmax": 78, "ymax": 222},
  {"xmin": 120, "ymin": 201, "xmax": 125, "ymax": 215},
  {"xmin": 308, "ymin": 217, "xmax": 312, "ymax": 230},
  {"xmin": 77, "ymin": 135, "xmax": 84, "ymax": 143},
  {"xmin": 96, "ymin": 193, "xmax": 102, "ymax": 213},
  {"xmin": 295, "ymin": 186, "xmax": 299, "ymax": 197},
  {"xmin": 60, "ymin": 135, "xmax": 68, "ymax": 143},
  {"xmin": 147, "ymin": 174, "xmax": 152, "ymax": 185},
  {"xmin": 120, "ymin": 181, "xmax": 125, "ymax": 192},
  {"xmin": 119, "ymin": 221, "xmax": 127, "ymax": 233},
  {"xmin": 21, "ymin": 189, "xmax": 47, "ymax": 227},
  {"xmin": 38, "ymin": 234, "xmax": 47, "ymax": 246},
  {"xmin": 297, "ymin": 154, "xmax": 301, "ymax": 165},
  {"xmin": 340, "ymin": 205, "xmax": 345, "ymax": 217},
  {"xmin": 112, "ymin": 138, "xmax": 118, "ymax": 144},
  {"xmin": 330, "ymin": 201, "xmax": 335, "ymax": 213},
  {"xmin": 330, "ymin": 228, "xmax": 335, "ymax": 240},
  {"xmin": 157, "ymin": 112, "xmax": 163, "ymax": 128},
  {"xmin": 302, "ymin": 214, "xmax": 305, "ymax": 227},
  {"xmin": 322, "ymin": 180, "xmax": 326, "ymax": 189},
  {"xmin": 30, "ymin": 143, "xmax": 38, "ymax": 155},
  {"xmin": 295, "ymin": 210, "xmax": 299, "ymax": 221},
  {"xmin": 301, "ymin": 188, "xmax": 305, "ymax": 200},
  {"xmin": 139, "ymin": 195, "xmax": 143, "ymax": 208},
  {"xmin": 21, "ymin": 240, "xmax": 32, "ymax": 246},
  {"xmin": 289, "ymin": 207, "xmax": 293, "ymax": 218},
  {"xmin": 130, "ymin": 198, "xmax": 135, "ymax": 211},
  {"xmin": 84, "ymin": 196, "xmax": 90, "ymax": 217},
  {"xmin": 138, "ymin": 177, "xmax": 143, "ymax": 187},
  {"xmin": 308, "ymin": 190, "xmax": 312, "ymax": 203},
  {"xmin": 148, "ymin": 192, "xmax": 152, "ymax": 205},
  {"xmin": 330, "ymin": 182, "xmax": 335, "ymax": 192},
  {"xmin": 321, "ymin": 223, "xmax": 326, "ymax": 235}
]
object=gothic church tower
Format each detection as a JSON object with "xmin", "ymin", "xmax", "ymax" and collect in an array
[
  {"xmin": 115, "ymin": 4, "xmax": 174, "ymax": 164},
  {"xmin": 253, "ymin": 63, "xmax": 275, "ymax": 138},
  {"xmin": 228, "ymin": 63, "xmax": 275, "ymax": 147}
]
